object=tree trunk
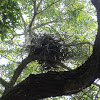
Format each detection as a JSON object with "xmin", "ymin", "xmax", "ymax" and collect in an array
[{"xmin": 1, "ymin": 0, "xmax": 100, "ymax": 100}]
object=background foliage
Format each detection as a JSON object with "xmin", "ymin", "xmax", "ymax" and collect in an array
[{"xmin": 0, "ymin": 0, "xmax": 99, "ymax": 99}]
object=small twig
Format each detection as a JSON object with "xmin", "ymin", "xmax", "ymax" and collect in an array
[
  {"xmin": 37, "ymin": 0, "xmax": 61, "ymax": 14},
  {"xmin": 28, "ymin": 0, "xmax": 38, "ymax": 42},
  {"xmin": 13, "ymin": 34, "xmax": 24, "ymax": 36},
  {"xmin": 94, "ymin": 82, "xmax": 100, "ymax": 87},
  {"xmin": 59, "ymin": 63, "xmax": 72, "ymax": 71},
  {"xmin": 37, "ymin": 0, "xmax": 43, "ymax": 11},
  {"xmin": 95, "ymin": 88, "xmax": 100, "ymax": 99},
  {"xmin": 66, "ymin": 42, "xmax": 93, "ymax": 47},
  {"xmin": 78, "ymin": 85, "xmax": 95, "ymax": 100},
  {"xmin": 0, "ymin": 54, "xmax": 19, "ymax": 64}
]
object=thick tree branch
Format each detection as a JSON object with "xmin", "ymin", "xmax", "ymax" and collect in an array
[
  {"xmin": 0, "ymin": 78, "xmax": 8, "ymax": 87},
  {"xmin": 1, "ymin": 53, "xmax": 100, "ymax": 100},
  {"xmin": 92, "ymin": 0, "xmax": 100, "ymax": 52},
  {"xmin": 0, "ymin": 90, "xmax": 3, "ymax": 95},
  {"xmin": 9, "ymin": 55, "xmax": 39, "ymax": 87},
  {"xmin": 2, "ymin": 54, "xmax": 40, "ymax": 96}
]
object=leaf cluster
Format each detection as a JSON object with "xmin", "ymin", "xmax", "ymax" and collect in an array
[{"xmin": 0, "ymin": 0, "xmax": 21, "ymax": 40}]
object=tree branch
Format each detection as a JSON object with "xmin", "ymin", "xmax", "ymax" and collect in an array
[
  {"xmin": 29, "ymin": 0, "xmax": 37, "ymax": 28},
  {"xmin": 37, "ymin": 0, "xmax": 43, "ymax": 11},
  {"xmin": 0, "ymin": 78, "xmax": 8, "ymax": 87},
  {"xmin": 31, "ymin": 19, "xmax": 58, "ymax": 31},
  {"xmin": 67, "ymin": 42, "xmax": 93, "ymax": 47},
  {"xmin": 8, "ymin": 54, "xmax": 40, "ymax": 88},
  {"xmin": 37, "ymin": 0, "xmax": 61, "ymax": 14},
  {"xmin": 33, "ymin": 0, "xmax": 37, "ymax": 13},
  {"xmin": 21, "ymin": 14, "xmax": 27, "ymax": 28},
  {"xmin": 1, "ymin": 53, "xmax": 100, "ymax": 100},
  {"xmin": 91, "ymin": 0, "xmax": 100, "ymax": 52},
  {"xmin": 13, "ymin": 34, "xmax": 24, "ymax": 36},
  {"xmin": 58, "ymin": 62, "xmax": 72, "ymax": 71},
  {"xmin": 0, "ymin": 90, "xmax": 3, "ymax": 95}
]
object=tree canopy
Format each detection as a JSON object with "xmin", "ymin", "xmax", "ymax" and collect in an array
[{"xmin": 0, "ymin": 0, "xmax": 100, "ymax": 100}]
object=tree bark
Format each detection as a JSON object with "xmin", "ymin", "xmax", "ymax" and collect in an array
[{"xmin": 1, "ymin": 0, "xmax": 100, "ymax": 100}]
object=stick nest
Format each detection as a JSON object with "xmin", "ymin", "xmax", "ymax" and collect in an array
[{"xmin": 29, "ymin": 34, "xmax": 69, "ymax": 70}]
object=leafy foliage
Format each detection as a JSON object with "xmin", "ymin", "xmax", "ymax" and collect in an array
[
  {"xmin": 0, "ymin": 0, "xmax": 99, "ymax": 99},
  {"xmin": 0, "ymin": 0, "xmax": 21, "ymax": 40}
]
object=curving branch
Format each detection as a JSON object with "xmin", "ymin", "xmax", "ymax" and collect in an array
[
  {"xmin": 8, "ymin": 55, "xmax": 39, "ymax": 87},
  {"xmin": 94, "ymin": 82, "xmax": 100, "ymax": 88},
  {"xmin": 1, "ymin": 53, "xmax": 100, "ymax": 100}
]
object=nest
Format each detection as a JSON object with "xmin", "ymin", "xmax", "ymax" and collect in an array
[{"xmin": 29, "ymin": 34, "xmax": 69, "ymax": 70}]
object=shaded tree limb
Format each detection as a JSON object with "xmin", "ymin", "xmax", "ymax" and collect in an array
[
  {"xmin": 0, "ymin": 90, "xmax": 3, "ymax": 95},
  {"xmin": 2, "ymin": 55, "xmax": 39, "ymax": 95},
  {"xmin": 0, "ymin": 78, "xmax": 8, "ymax": 87},
  {"xmin": 1, "ymin": 53, "xmax": 100, "ymax": 100},
  {"xmin": 9, "ymin": 55, "xmax": 39, "ymax": 87},
  {"xmin": 13, "ymin": 33, "xmax": 24, "ymax": 36}
]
